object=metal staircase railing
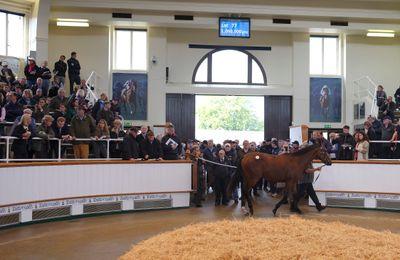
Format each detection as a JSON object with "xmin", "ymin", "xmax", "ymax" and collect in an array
[
  {"xmin": 353, "ymin": 76, "xmax": 378, "ymax": 118},
  {"xmin": 85, "ymin": 71, "xmax": 101, "ymax": 107}
]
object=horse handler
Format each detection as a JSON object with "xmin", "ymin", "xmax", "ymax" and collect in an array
[{"xmin": 292, "ymin": 163, "xmax": 326, "ymax": 213}]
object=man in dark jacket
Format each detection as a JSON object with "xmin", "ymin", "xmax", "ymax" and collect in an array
[
  {"xmin": 70, "ymin": 106, "xmax": 96, "ymax": 159},
  {"xmin": 380, "ymin": 116, "xmax": 395, "ymax": 159},
  {"xmin": 97, "ymin": 101, "xmax": 114, "ymax": 125},
  {"xmin": 337, "ymin": 125, "xmax": 356, "ymax": 160},
  {"xmin": 161, "ymin": 124, "xmax": 181, "ymax": 160},
  {"xmin": 140, "ymin": 131, "xmax": 162, "ymax": 160},
  {"xmin": 1, "ymin": 62, "xmax": 15, "ymax": 85},
  {"xmin": 53, "ymin": 55, "xmax": 67, "ymax": 86},
  {"xmin": 213, "ymin": 149, "xmax": 231, "ymax": 206},
  {"xmin": 121, "ymin": 127, "xmax": 139, "ymax": 160},
  {"xmin": 364, "ymin": 121, "xmax": 377, "ymax": 158},
  {"xmin": 48, "ymin": 88, "xmax": 68, "ymax": 112},
  {"xmin": 5, "ymin": 92, "xmax": 23, "ymax": 122},
  {"xmin": 67, "ymin": 52, "xmax": 81, "ymax": 94},
  {"xmin": 38, "ymin": 61, "xmax": 52, "ymax": 96}
]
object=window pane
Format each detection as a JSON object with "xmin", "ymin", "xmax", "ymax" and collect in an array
[
  {"xmin": 7, "ymin": 14, "xmax": 24, "ymax": 57},
  {"xmin": 310, "ymin": 37, "xmax": 323, "ymax": 75},
  {"xmin": 194, "ymin": 58, "xmax": 207, "ymax": 82},
  {"xmin": 132, "ymin": 31, "xmax": 147, "ymax": 71},
  {"xmin": 0, "ymin": 13, "xmax": 6, "ymax": 55},
  {"xmin": 252, "ymin": 59, "xmax": 264, "ymax": 84},
  {"xmin": 115, "ymin": 30, "xmax": 131, "ymax": 70},
  {"xmin": 212, "ymin": 50, "xmax": 248, "ymax": 83},
  {"xmin": 323, "ymin": 37, "xmax": 338, "ymax": 75}
]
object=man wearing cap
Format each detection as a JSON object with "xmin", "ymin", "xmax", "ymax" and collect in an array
[
  {"xmin": 381, "ymin": 116, "xmax": 395, "ymax": 159},
  {"xmin": 161, "ymin": 124, "xmax": 181, "ymax": 160},
  {"xmin": 24, "ymin": 58, "xmax": 39, "ymax": 89},
  {"xmin": 0, "ymin": 61, "xmax": 15, "ymax": 85},
  {"xmin": 140, "ymin": 130, "xmax": 162, "ymax": 160},
  {"xmin": 67, "ymin": 51, "xmax": 81, "ymax": 94},
  {"xmin": 70, "ymin": 106, "xmax": 96, "ymax": 159},
  {"xmin": 121, "ymin": 127, "xmax": 140, "ymax": 160}
]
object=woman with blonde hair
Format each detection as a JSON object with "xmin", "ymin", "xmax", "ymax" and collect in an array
[
  {"xmin": 93, "ymin": 119, "xmax": 110, "ymax": 158},
  {"xmin": 109, "ymin": 119, "xmax": 126, "ymax": 158},
  {"xmin": 354, "ymin": 131, "xmax": 369, "ymax": 161},
  {"xmin": 11, "ymin": 114, "xmax": 32, "ymax": 159}
]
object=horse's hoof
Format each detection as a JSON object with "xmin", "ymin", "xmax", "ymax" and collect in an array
[
  {"xmin": 290, "ymin": 208, "xmax": 302, "ymax": 214},
  {"xmin": 272, "ymin": 208, "xmax": 277, "ymax": 216},
  {"xmin": 241, "ymin": 207, "xmax": 249, "ymax": 215}
]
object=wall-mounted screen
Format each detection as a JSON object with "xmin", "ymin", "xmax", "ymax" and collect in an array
[{"xmin": 219, "ymin": 17, "xmax": 250, "ymax": 38}]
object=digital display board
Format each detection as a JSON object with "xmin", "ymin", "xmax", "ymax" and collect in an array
[{"xmin": 219, "ymin": 17, "xmax": 250, "ymax": 38}]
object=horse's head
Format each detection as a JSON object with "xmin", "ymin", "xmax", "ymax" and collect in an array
[{"xmin": 315, "ymin": 147, "xmax": 332, "ymax": 166}]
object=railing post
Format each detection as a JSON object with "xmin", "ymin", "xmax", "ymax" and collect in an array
[
  {"xmin": 106, "ymin": 139, "xmax": 110, "ymax": 160},
  {"xmin": 58, "ymin": 139, "xmax": 62, "ymax": 162},
  {"xmin": 5, "ymin": 137, "xmax": 10, "ymax": 163}
]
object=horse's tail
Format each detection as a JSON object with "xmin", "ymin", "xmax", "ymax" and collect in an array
[{"xmin": 227, "ymin": 157, "xmax": 243, "ymax": 196}]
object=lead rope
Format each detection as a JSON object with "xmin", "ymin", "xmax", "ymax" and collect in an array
[{"xmin": 197, "ymin": 157, "xmax": 238, "ymax": 169}]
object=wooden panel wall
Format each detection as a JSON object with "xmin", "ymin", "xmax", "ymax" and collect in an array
[
  {"xmin": 264, "ymin": 96, "xmax": 292, "ymax": 140},
  {"xmin": 166, "ymin": 94, "xmax": 195, "ymax": 141}
]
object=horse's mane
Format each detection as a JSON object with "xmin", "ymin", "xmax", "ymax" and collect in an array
[{"xmin": 291, "ymin": 143, "xmax": 320, "ymax": 156}]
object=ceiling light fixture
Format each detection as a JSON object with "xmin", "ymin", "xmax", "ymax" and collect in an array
[
  {"xmin": 367, "ymin": 29, "xmax": 395, "ymax": 38},
  {"xmin": 367, "ymin": 32, "xmax": 395, "ymax": 38},
  {"xmin": 56, "ymin": 18, "xmax": 89, "ymax": 27}
]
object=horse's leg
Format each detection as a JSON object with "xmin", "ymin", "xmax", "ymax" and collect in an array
[
  {"xmin": 246, "ymin": 186, "xmax": 254, "ymax": 216},
  {"xmin": 272, "ymin": 191, "xmax": 288, "ymax": 216},
  {"xmin": 288, "ymin": 182, "xmax": 302, "ymax": 214}
]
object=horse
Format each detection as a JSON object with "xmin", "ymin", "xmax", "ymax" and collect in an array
[{"xmin": 234, "ymin": 143, "xmax": 332, "ymax": 216}]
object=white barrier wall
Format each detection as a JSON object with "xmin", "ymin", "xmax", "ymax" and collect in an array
[
  {"xmin": 313, "ymin": 161, "xmax": 400, "ymax": 210},
  {"xmin": 0, "ymin": 161, "xmax": 192, "ymax": 226}
]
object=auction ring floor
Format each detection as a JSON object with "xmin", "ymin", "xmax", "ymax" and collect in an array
[{"xmin": 0, "ymin": 193, "xmax": 399, "ymax": 259}]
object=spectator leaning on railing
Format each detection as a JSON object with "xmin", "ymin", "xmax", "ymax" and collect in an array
[{"xmin": 69, "ymin": 106, "xmax": 96, "ymax": 159}]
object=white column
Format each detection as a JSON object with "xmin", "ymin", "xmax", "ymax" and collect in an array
[{"xmin": 29, "ymin": 0, "xmax": 50, "ymax": 63}]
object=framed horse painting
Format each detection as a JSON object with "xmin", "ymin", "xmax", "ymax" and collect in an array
[{"xmin": 310, "ymin": 77, "xmax": 342, "ymax": 123}]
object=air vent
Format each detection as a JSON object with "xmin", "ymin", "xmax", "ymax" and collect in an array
[
  {"xmin": 0, "ymin": 213, "xmax": 20, "ymax": 227},
  {"xmin": 273, "ymin": 18, "xmax": 291, "ymax": 24},
  {"xmin": 174, "ymin": 15, "xmax": 194, "ymax": 21},
  {"xmin": 112, "ymin": 13, "xmax": 132, "ymax": 19},
  {"xmin": 376, "ymin": 199, "xmax": 400, "ymax": 210},
  {"xmin": 134, "ymin": 199, "xmax": 172, "ymax": 210},
  {"xmin": 326, "ymin": 197, "xmax": 364, "ymax": 208},
  {"xmin": 32, "ymin": 206, "xmax": 71, "ymax": 221},
  {"xmin": 331, "ymin": 21, "xmax": 348, "ymax": 26},
  {"xmin": 83, "ymin": 202, "xmax": 122, "ymax": 214}
]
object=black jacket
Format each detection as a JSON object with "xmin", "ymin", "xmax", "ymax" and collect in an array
[
  {"xmin": 213, "ymin": 156, "xmax": 231, "ymax": 178},
  {"xmin": 52, "ymin": 124, "xmax": 69, "ymax": 139},
  {"xmin": 24, "ymin": 64, "xmax": 39, "ymax": 81},
  {"xmin": 67, "ymin": 58, "xmax": 81, "ymax": 76},
  {"xmin": 11, "ymin": 124, "xmax": 30, "ymax": 158},
  {"xmin": 5, "ymin": 101, "xmax": 23, "ymax": 122},
  {"xmin": 140, "ymin": 139, "xmax": 163, "ymax": 159},
  {"xmin": 39, "ymin": 67, "xmax": 52, "ymax": 80},
  {"xmin": 53, "ymin": 60, "xmax": 67, "ymax": 77},
  {"xmin": 121, "ymin": 134, "xmax": 139, "ymax": 160},
  {"xmin": 161, "ymin": 134, "xmax": 181, "ymax": 160}
]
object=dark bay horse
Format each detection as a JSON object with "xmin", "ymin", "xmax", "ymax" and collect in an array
[{"xmin": 237, "ymin": 144, "xmax": 331, "ymax": 216}]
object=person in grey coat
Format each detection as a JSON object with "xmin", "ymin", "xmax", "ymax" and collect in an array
[{"xmin": 292, "ymin": 163, "xmax": 326, "ymax": 213}]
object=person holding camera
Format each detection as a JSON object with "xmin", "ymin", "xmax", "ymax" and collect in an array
[{"xmin": 338, "ymin": 125, "xmax": 356, "ymax": 160}]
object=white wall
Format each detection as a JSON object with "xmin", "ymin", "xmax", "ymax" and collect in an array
[
  {"xmin": 166, "ymin": 28, "xmax": 293, "ymax": 87},
  {"xmin": 48, "ymin": 25, "xmax": 110, "ymax": 95},
  {"xmin": 346, "ymin": 35, "xmax": 400, "ymax": 125},
  {"xmin": 47, "ymin": 24, "xmax": 400, "ymax": 132}
]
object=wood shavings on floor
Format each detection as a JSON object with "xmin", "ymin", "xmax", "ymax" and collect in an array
[{"xmin": 120, "ymin": 216, "xmax": 400, "ymax": 260}]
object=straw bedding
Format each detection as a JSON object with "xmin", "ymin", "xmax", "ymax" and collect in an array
[{"xmin": 120, "ymin": 217, "xmax": 400, "ymax": 260}]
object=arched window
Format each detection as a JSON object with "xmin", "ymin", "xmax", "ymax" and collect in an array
[{"xmin": 192, "ymin": 49, "xmax": 267, "ymax": 85}]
